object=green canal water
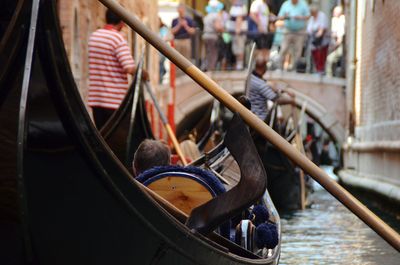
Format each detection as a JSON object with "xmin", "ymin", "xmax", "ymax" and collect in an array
[{"xmin": 279, "ymin": 182, "xmax": 400, "ymax": 264}]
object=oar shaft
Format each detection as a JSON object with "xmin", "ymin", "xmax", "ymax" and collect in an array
[
  {"xmin": 98, "ymin": 0, "xmax": 400, "ymax": 251},
  {"xmin": 165, "ymin": 124, "xmax": 188, "ymax": 166},
  {"xmin": 144, "ymin": 82, "xmax": 188, "ymax": 166}
]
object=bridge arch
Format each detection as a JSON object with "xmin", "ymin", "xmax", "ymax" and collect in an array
[{"xmin": 173, "ymin": 71, "xmax": 346, "ymax": 145}]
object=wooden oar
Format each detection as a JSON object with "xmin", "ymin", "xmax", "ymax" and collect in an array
[
  {"xmin": 98, "ymin": 0, "xmax": 400, "ymax": 251},
  {"xmin": 286, "ymin": 99, "xmax": 307, "ymax": 142},
  {"xmin": 144, "ymin": 81, "xmax": 188, "ymax": 166},
  {"xmin": 290, "ymin": 102, "xmax": 307, "ymax": 210}
]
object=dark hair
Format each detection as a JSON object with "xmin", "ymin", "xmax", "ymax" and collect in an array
[
  {"xmin": 106, "ymin": 9, "xmax": 122, "ymax": 25},
  {"xmin": 133, "ymin": 140, "xmax": 171, "ymax": 176}
]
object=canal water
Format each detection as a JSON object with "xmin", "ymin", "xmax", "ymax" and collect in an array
[{"xmin": 279, "ymin": 179, "xmax": 400, "ymax": 264}]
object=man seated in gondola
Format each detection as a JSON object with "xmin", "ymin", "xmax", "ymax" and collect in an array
[
  {"xmin": 248, "ymin": 55, "xmax": 296, "ymax": 122},
  {"xmin": 132, "ymin": 139, "xmax": 171, "ymax": 177}
]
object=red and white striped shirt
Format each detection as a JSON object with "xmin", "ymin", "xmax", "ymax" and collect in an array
[{"xmin": 88, "ymin": 25, "xmax": 135, "ymax": 110}]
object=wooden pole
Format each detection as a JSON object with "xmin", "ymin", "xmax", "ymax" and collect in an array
[
  {"xmin": 291, "ymin": 105, "xmax": 306, "ymax": 210},
  {"xmin": 168, "ymin": 40, "xmax": 176, "ymax": 142},
  {"xmin": 144, "ymin": 82, "xmax": 188, "ymax": 166},
  {"xmin": 98, "ymin": 0, "xmax": 400, "ymax": 251}
]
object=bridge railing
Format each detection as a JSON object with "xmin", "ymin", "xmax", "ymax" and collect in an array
[{"xmin": 160, "ymin": 29, "xmax": 345, "ymax": 82}]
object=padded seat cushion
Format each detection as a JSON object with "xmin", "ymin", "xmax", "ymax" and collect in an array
[{"xmin": 136, "ymin": 165, "xmax": 226, "ymax": 195}]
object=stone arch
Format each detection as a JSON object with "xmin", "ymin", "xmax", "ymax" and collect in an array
[
  {"xmin": 290, "ymin": 89, "xmax": 345, "ymax": 145},
  {"xmin": 174, "ymin": 73, "xmax": 346, "ymax": 146}
]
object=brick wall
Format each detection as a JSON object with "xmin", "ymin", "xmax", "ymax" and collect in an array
[
  {"xmin": 356, "ymin": 0, "xmax": 400, "ymax": 142},
  {"xmin": 342, "ymin": 0, "xmax": 400, "ymax": 199},
  {"xmin": 57, "ymin": 0, "xmax": 160, "ymax": 107}
]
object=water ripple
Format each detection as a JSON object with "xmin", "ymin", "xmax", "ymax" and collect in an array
[{"xmin": 279, "ymin": 188, "xmax": 400, "ymax": 265}]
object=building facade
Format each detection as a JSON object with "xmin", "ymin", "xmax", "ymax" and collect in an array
[
  {"xmin": 57, "ymin": 0, "xmax": 160, "ymax": 105},
  {"xmin": 341, "ymin": 0, "xmax": 400, "ymax": 204}
]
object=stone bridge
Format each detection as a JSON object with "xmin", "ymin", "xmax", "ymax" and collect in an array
[{"xmin": 173, "ymin": 70, "xmax": 347, "ymax": 144}]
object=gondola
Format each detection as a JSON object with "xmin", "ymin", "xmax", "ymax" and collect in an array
[
  {"xmin": 253, "ymin": 103, "xmax": 311, "ymax": 212},
  {"xmin": 0, "ymin": 0, "xmax": 281, "ymax": 264}
]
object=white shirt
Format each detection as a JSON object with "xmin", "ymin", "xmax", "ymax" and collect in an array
[
  {"xmin": 250, "ymin": 0, "xmax": 270, "ymax": 33},
  {"xmin": 331, "ymin": 15, "xmax": 345, "ymax": 39},
  {"xmin": 307, "ymin": 11, "xmax": 328, "ymax": 34}
]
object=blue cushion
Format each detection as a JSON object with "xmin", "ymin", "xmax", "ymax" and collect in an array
[{"xmin": 136, "ymin": 165, "xmax": 226, "ymax": 195}]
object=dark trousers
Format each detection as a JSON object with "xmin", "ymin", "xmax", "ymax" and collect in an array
[{"xmin": 92, "ymin": 107, "xmax": 115, "ymax": 129}]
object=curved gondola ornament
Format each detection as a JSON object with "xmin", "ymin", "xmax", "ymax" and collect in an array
[
  {"xmin": 126, "ymin": 51, "xmax": 145, "ymax": 165},
  {"xmin": 186, "ymin": 115, "xmax": 267, "ymax": 235},
  {"xmin": 97, "ymin": 0, "xmax": 400, "ymax": 251},
  {"xmin": 16, "ymin": 0, "xmax": 40, "ymax": 261},
  {"xmin": 196, "ymin": 99, "xmax": 221, "ymax": 151}
]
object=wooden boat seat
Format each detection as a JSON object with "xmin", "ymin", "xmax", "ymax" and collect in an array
[{"xmin": 136, "ymin": 166, "xmax": 226, "ymax": 215}]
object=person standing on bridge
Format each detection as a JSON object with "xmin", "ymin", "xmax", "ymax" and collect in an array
[
  {"xmin": 276, "ymin": 0, "xmax": 310, "ymax": 71},
  {"xmin": 248, "ymin": 55, "xmax": 295, "ymax": 121},
  {"xmin": 326, "ymin": 5, "xmax": 345, "ymax": 77},
  {"xmin": 202, "ymin": 0, "xmax": 225, "ymax": 71},
  {"xmin": 88, "ymin": 9, "xmax": 148, "ymax": 129},
  {"xmin": 171, "ymin": 4, "xmax": 196, "ymax": 60},
  {"xmin": 307, "ymin": 4, "xmax": 329, "ymax": 74}
]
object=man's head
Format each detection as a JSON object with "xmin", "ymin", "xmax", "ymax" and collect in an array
[
  {"xmin": 291, "ymin": 0, "xmax": 299, "ymax": 5},
  {"xmin": 333, "ymin": 5, "xmax": 343, "ymax": 17},
  {"xmin": 106, "ymin": 9, "xmax": 124, "ymax": 30},
  {"xmin": 177, "ymin": 4, "xmax": 186, "ymax": 18},
  {"xmin": 133, "ymin": 139, "xmax": 171, "ymax": 176},
  {"xmin": 255, "ymin": 54, "xmax": 268, "ymax": 75},
  {"xmin": 309, "ymin": 4, "xmax": 319, "ymax": 17}
]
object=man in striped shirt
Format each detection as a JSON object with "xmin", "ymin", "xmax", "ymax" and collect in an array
[
  {"xmin": 249, "ymin": 56, "xmax": 295, "ymax": 121},
  {"xmin": 88, "ymin": 9, "xmax": 148, "ymax": 128}
]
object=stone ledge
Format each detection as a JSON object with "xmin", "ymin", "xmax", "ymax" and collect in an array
[
  {"xmin": 343, "ymin": 141, "xmax": 400, "ymax": 152},
  {"xmin": 356, "ymin": 120, "xmax": 400, "ymax": 142},
  {"xmin": 338, "ymin": 170, "xmax": 400, "ymax": 204},
  {"xmin": 265, "ymin": 71, "xmax": 347, "ymax": 87}
]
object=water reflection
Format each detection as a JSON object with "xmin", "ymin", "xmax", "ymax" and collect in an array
[{"xmin": 279, "ymin": 186, "xmax": 400, "ymax": 265}]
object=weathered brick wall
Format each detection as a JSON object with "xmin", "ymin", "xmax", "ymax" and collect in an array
[
  {"xmin": 342, "ymin": 0, "xmax": 400, "ymax": 200},
  {"xmin": 357, "ymin": 0, "xmax": 400, "ymax": 142},
  {"xmin": 57, "ymin": 0, "xmax": 160, "ymax": 107}
]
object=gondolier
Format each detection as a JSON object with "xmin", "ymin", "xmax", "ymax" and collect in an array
[
  {"xmin": 88, "ymin": 9, "xmax": 147, "ymax": 128},
  {"xmin": 248, "ymin": 56, "xmax": 295, "ymax": 121}
]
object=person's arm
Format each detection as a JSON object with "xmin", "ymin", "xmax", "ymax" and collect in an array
[
  {"xmin": 214, "ymin": 15, "xmax": 224, "ymax": 33},
  {"xmin": 293, "ymin": 15, "xmax": 310, "ymax": 21},
  {"xmin": 182, "ymin": 18, "xmax": 196, "ymax": 35},
  {"xmin": 249, "ymin": 11, "xmax": 260, "ymax": 24},
  {"xmin": 171, "ymin": 19, "xmax": 182, "ymax": 35},
  {"xmin": 249, "ymin": 2, "xmax": 264, "ymax": 32},
  {"xmin": 265, "ymin": 84, "xmax": 295, "ymax": 106},
  {"xmin": 276, "ymin": 3, "xmax": 289, "ymax": 21},
  {"xmin": 125, "ymin": 65, "xmax": 149, "ymax": 81},
  {"xmin": 276, "ymin": 94, "xmax": 295, "ymax": 106},
  {"xmin": 115, "ymin": 40, "xmax": 149, "ymax": 81}
]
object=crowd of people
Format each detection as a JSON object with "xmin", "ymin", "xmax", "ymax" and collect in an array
[{"xmin": 161, "ymin": 0, "xmax": 345, "ymax": 77}]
